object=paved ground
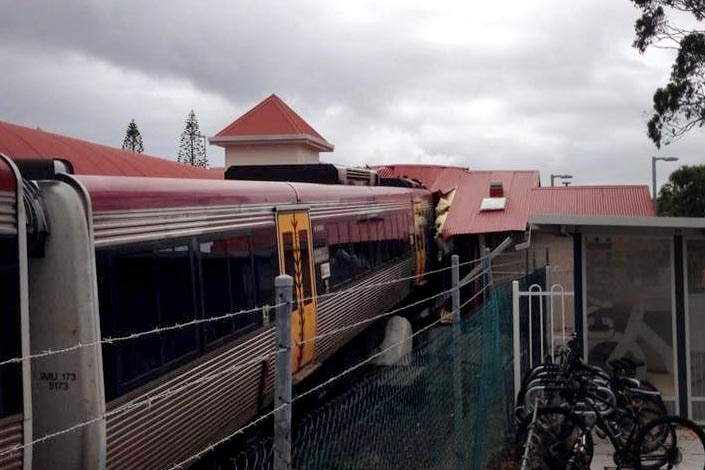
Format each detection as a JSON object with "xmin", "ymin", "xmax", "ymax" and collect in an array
[
  {"xmin": 590, "ymin": 429, "xmax": 705, "ymax": 469},
  {"xmin": 590, "ymin": 435, "xmax": 616, "ymax": 470}
]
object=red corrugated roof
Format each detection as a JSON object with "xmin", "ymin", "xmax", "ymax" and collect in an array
[
  {"xmin": 0, "ymin": 120, "xmax": 221, "ymax": 179},
  {"xmin": 529, "ymin": 185, "xmax": 655, "ymax": 217},
  {"xmin": 215, "ymin": 94, "xmax": 331, "ymax": 144},
  {"xmin": 375, "ymin": 164, "xmax": 468, "ymax": 192},
  {"xmin": 376, "ymin": 164, "xmax": 654, "ymax": 236},
  {"xmin": 443, "ymin": 170, "xmax": 540, "ymax": 236},
  {"xmin": 376, "ymin": 164, "xmax": 540, "ymax": 236}
]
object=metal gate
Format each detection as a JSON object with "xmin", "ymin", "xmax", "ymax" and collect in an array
[{"xmin": 512, "ymin": 272, "xmax": 574, "ymax": 399}]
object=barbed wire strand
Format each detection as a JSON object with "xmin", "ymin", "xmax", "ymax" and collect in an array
[
  {"xmin": 168, "ymin": 312, "xmax": 456, "ymax": 468},
  {"xmin": 168, "ymin": 404, "xmax": 287, "ymax": 470},
  {"xmin": 0, "ymin": 255, "xmax": 491, "ymax": 368},
  {"xmin": 297, "ymin": 266, "xmax": 492, "ymax": 347},
  {"xmin": 156, "ymin": 279, "xmax": 489, "ymax": 467},
  {"xmin": 0, "ymin": 275, "xmax": 478, "ymax": 457},
  {"xmin": 0, "ymin": 303, "xmax": 280, "ymax": 367},
  {"xmin": 295, "ymin": 286, "xmax": 456, "ymax": 346},
  {"xmin": 293, "ymin": 317, "xmax": 445, "ymax": 404},
  {"xmin": 491, "ymin": 261, "xmax": 528, "ymax": 269},
  {"xmin": 297, "ymin": 253, "xmax": 486, "ymax": 304},
  {"xmin": 1, "ymin": 271, "xmax": 497, "ymax": 464},
  {"xmin": 459, "ymin": 282, "xmax": 494, "ymax": 310},
  {"xmin": 0, "ymin": 350, "xmax": 279, "ymax": 458}
]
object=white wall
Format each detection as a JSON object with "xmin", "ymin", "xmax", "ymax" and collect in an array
[{"xmin": 224, "ymin": 144, "xmax": 320, "ymax": 167}]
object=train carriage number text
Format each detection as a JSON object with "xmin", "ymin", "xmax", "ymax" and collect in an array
[{"xmin": 39, "ymin": 371, "xmax": 77, "ymax": 391}]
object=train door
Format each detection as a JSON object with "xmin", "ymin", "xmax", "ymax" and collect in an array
[
  {"xmin": 413, "ymin": 201, "xmax": 427, "ymax": 282},
  {"xmin": 275, "ymin": 208, "xmax": 317, "ymax": 372}
]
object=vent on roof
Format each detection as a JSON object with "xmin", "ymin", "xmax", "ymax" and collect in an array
[
  {"xmin": 339, "ymin": 167, "xmax": 379, "ymax": 186},
  {"xmin": 489, "ymin": 181, "xmax": 504, "ymax": 197}
]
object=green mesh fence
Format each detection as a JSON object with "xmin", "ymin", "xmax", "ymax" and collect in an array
[{"xmin": 222, "ymin": 279, "xmax": 530, "ymax": 470}]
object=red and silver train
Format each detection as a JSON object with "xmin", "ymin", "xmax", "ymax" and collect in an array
[{"xmin": 0, "ymin": 155, "xmax": 434, "ymax": 470}]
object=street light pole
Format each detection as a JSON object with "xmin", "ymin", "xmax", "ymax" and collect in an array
[{"xmin": 651, "ymin": 156, "xmax": 679, "ymax": 214}]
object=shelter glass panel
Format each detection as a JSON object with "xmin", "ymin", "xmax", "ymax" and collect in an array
[
  {"xmin": 686, "ymin": 239, "xmax": 705, "ymax": 422},
  {"xmin": 585, "ymin": 235, "xmax": 676, "ymax": 403}
]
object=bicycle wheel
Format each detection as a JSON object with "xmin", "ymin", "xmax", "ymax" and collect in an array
[
  {"xmin": 613, "ymin": 393, "xmax": 668, "ymax": 452},
  {"xmin": 634, "ymin": 415, "xmax": 705, "ymax": 469},
  {"xmin": 516, "ymin": 407, "xmax": 593, "ymax": 468}
]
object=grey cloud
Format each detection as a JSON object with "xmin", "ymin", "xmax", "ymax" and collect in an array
[{"xmin": 0, "ymin": 0, "xmax": 703, "ymax": 189}]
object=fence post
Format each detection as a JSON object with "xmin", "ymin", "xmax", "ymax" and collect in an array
[
  {"xmin": 482, "ymin": 247, "xmax": 492, "ymax": 300},
  {"xmin": 512, "ymin": 280, "xmax": 521, "ymax": 401},
  {"xmin": 545, "ymin": 265, "xmax": 553, "ymax": 362},
  {"xmin": 450, "ymin": 255, "xmax": 464, "ymax": 469},
  {"xmin": 274, "ymin": 275, "xmax": 293, "ymax": 470}
]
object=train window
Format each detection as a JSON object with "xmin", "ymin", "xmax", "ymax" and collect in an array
[
  {"xmin": 253, "ymin": 227, "xmax": 276, "ymax": 308},
  {"xmin": 112, "ymin": 250, "xmax": 163, "ymax": 384},
  {"xmin": 200, "ymin": 241, "xmax": 233, "ymax": 343},
  {"xmin": 330, "ymin": 245, "xmax": 355, "ymax": 287},
  {"xmin": 158, "ymin": 246, "xmax": 198, "ymax": 363},
  {"xmin": 0, "ymin": 235, "xmax": 21, "ymax": 418},
  {"xmin": 97, "ymin": 243, "xmax": 199, "ymax": 400},
  {"xmin": 199, "ymin": 236, "xmax": 258, "ymax": 347}
]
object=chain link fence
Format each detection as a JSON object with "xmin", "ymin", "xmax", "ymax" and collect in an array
[{"xmin": 211, "ymin": 272, "xmax": 545, "ymax": 470}]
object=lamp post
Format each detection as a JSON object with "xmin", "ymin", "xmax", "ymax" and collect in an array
[
  {"xmin": 550, "ymin": 174, "xmax": 573, "ymax": 187},
  {"xmin": 651, "ymin": 156, "xmax": 679, "ymax": 214}
]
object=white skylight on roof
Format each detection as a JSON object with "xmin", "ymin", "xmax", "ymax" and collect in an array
[{"xmin": 480, "ymin": 197, "xmax": 507, "ymax": 211}]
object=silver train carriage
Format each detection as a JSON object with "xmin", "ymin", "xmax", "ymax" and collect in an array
[{"xmin": 2, "ymin": 165, "xmax": 433, "ymax": 470}]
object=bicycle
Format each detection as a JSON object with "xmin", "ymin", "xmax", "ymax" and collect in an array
[{"xmin": 564, "ymin": 396, "xmax": 705, "ymax": 469}]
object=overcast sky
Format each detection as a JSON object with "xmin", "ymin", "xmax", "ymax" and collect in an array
[{"xmin": 0, "ymin": 0, "xmax": 702, "ymax": 188}]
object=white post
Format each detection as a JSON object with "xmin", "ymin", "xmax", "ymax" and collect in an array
[
  {"xmin": 274, "ymin": 275, "xmax": 293, "ymax": 470},
  {"xmin": 546, "ymin": 265, "xmax": 554, "ymax": 362},
  {"xmin": 512, "ymin": 280, "xmax": 521, "ymax": 400},
  {"xmin": 451, "ymin": 255, "xmax": 464, "ymax": 469}
]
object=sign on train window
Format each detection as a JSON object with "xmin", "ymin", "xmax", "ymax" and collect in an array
[
  {"xmin": 282, "ymin": 231, "xmax": 298, "ymax": 306},
  {"xmin": 299, "ymin": 230, "xmax": 313, "ymax": 306}
]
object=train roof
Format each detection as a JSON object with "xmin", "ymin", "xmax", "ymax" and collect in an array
[{"xmin": 74, "ymin": 175, "xmax": 430, "ymax": 212}]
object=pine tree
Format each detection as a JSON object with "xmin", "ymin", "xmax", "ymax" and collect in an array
[
  {"xmin": 178, "ymin": 110, "xmax": 208, "ymax": 168},
  {"xmin": 121, "ymin": 119, "xmax": 144, "ymax": 153}
]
